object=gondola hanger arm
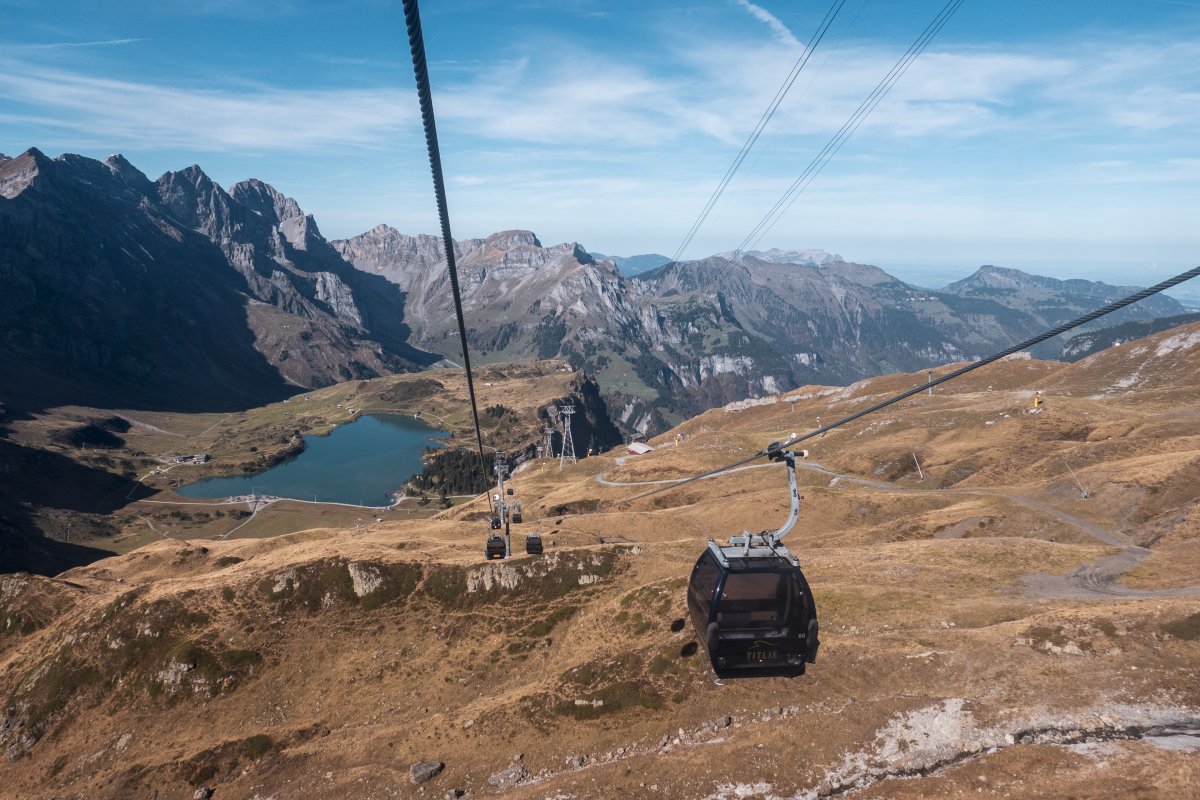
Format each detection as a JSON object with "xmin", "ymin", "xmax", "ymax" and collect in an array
[{"xmin": 728, "ymin": 445, "xmax": 807, "ymax": 556}]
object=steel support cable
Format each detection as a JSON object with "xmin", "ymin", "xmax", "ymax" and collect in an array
[
  {"xmin": 611, "ymin": 264, "xmax": 1200, "ymax": 507},
  {"xmin": 734, "ymin": 0, "xmax": 965, "ymax": 256},
  {"xmin": 402, "ymin": 0, "xmax": 493, "ymax": 512},
  {"xmin": 677, "ymin": 0, "xmax": 960, "ymax": 306},
  {"xmin": 668, "ymin": 0, "xmax": 849, "ymax": 266},
  {"xmin": 736, "ymin": 0, "xmax": 963, "ymax": 255}
]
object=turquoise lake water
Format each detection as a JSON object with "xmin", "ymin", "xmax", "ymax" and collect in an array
[{"xmin": 177, "ymin": 413, "xmax": 448, "ymax": 507}]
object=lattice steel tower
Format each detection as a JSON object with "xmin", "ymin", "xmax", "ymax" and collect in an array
[
  {"xmin": 492, "ymin": 452, "xmax": 508, "ymax": 503},
  {"xmin": 558, "ymin": 405, "xmax": 577, "ymax": 470},
  {"xmin": 542, "ymin": 426, "xmax": 555, "ymax": 461}
]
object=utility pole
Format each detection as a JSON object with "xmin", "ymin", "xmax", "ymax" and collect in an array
[
  {"xmin": 927, "ymin": 369, "xmax": 933, "ymax": 397},
  {"xmin": 558, "ymin": 405, "xmax": 577, "ymax": 469}
]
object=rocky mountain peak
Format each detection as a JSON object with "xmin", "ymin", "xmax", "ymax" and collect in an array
[
  {"xmin": 484, "ymin": 229, "xmax": 541, "ymax": 250},
  {"xmin": 160, "ymin": 164, "xmax": 221, "ymax": 197},
  {"xmin": 102, "ymin": 153, "xmax": 154, "ymax": 194},
  {"xmin": 368, "ymin": 222, "xmax": 400, "ymax": 238},
  {"xmin": 180, "ymin": 163, "xmax": 212, "ymax": 183},
  {"xmin": 155, "ymin": 165, "xmax": 237, "ymax": 237},
  {"xmin": 960, "ymin": 265, "xmax": 1030, "ymax": 290},
  {"xmin": 0, "ymin": 148, "xmax": 50, "ymax": 199},
  {"xmin": 572, "ymin": 243, "xmax": 595, "ymax": 265},
  {"xmin": 229, "ymin": 179, "xmax": 319, "ymax": 249},
  {"xmin": 230, "ymin": 178, "xmax": 302, "ymax": 220}
]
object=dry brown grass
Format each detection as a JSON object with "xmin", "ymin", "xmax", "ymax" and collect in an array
[{"xmin": 4, "ymin": 330, "xmax": 1200, "ymax": 799}]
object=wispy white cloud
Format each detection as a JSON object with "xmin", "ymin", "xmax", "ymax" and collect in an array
[
  {"xmin": 1031, "ymin": 157, "xmax": 1200, "ymax": 186},
  {"xmin": 1, "ymin": 13, "xmax": 1197, "ymax": 267},
  {"xmin": 732, "ymin": 0, "xmax": 801, "ymax": 49},
  {"xmin": 23, "ymin": 38, "xmax": 144, "ymax": 49},
  {"xmin": 0, "ymin": 59, "xmax": 414, "ymax": 151},
  {"xmin": 4, "ymin": 30, "xmax": 1195, "ymax": 158},
  {"xmin": 152, "ymin": 0, "xmax": 306, "ymax": 19}
]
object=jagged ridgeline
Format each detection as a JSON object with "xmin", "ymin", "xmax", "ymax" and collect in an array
[
  {"xmin": 0, "ymin": 149, "xmax": 439, "ymax": 414},
  {"xmin": 2, "ymin": 149, "xmax": 1186, "ymax": 431},
  {"xmin": 406, "ymin": 376, "xmax": 623, "ymax": 494},
  {"xmin": 337, "ymin": 227, "xmax": 1185, "ymax": 435}
]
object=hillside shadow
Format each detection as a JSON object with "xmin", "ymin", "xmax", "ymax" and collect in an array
[{"xmin": 0, "ymin": 439, "xmax": 154, "ymax": 576}]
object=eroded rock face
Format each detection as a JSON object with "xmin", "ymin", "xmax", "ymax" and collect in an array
[
  {"xmin": 155, "ymin": 659, "xmax": 193, "ymax": 687},
  {"xmin": 466, "ymin": 562, "xmax": 522, "ymax": 593},
  {"xmin": 314, "ymin": 272, "xmax": 363, "ymax": 326},
  {"xmin": 487, "ymin": 763, "xmax": 528, "ymax": 789},
  {"xmin": 1, "ymin": 703, "xmax": 37, "ymax": 761},
  {"xmin": 348, "ymin": 562, "xmax": 384, "ymax": 597},
  {"xmin": 270, "ymin": 570, "xmax": 297, "ymax": 594},
  {"xmin": 0, "ymin": 576, "xmax": 28, "ymax": 602}
]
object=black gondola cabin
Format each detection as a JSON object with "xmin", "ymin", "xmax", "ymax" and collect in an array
[
  {"xmin": 485, "ymin": 535, "xmax": 506, "ymax": 560},
  {"xmin": 685, "ymin": 444, "xmax": 819, "ymax": 679},
  {"xmin": 687, "ymin": 541, "xmax": 818, "ymax": 678}
]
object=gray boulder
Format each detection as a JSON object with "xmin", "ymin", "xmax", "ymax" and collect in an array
[{"xmin": 409, "ymin": 760, "xmax": 445, "ymax": 785}]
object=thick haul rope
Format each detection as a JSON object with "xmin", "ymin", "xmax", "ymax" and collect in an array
[{"xmin": 402, "ymin": 0, "xmax": 492, "ymax": 510}]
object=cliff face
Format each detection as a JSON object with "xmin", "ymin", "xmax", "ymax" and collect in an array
[{"xmin": 0, "ymin": 149, "xmax": 438, "ymax": 415}]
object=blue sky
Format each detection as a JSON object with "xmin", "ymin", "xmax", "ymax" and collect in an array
[{"xmin": 1, "ymin": 0, "xmax": 1198, "ymax": 293}]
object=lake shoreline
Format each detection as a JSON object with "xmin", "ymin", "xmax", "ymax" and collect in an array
[{"xmin": 175, "ymin": 413, "xmax": 450, "ymax": 507}]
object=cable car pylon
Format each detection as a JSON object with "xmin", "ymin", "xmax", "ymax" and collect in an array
[{"xmin": 558, "ymin": 405, "xmax": 577, "ymax": 470}]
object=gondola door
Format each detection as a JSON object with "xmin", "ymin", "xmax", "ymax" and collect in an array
[
  {"xmin": 687, "ymin": 549, "xmax": 721, "ymax": 653},
  {"xmin": 709, "ymin": 566, "xmax": 809, "ymax": 678}
]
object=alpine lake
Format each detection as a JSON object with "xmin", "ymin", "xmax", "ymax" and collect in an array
[{"xmin": 177, "ymin": 413, "xmax": 449, "ymax": 507}]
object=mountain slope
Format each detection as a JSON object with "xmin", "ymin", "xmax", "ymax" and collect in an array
[
  {"xmin": 339, "ymin": 226, "xmax": 1185, "ymax": 434},
  {"xmin": 0, "ymin": 149, "xmax": 293, "ymax": 412},
  {"xmin": 943, "ymin": 265, "xmax": 1183, "ymax": 358},
  {"xmin": 2, "ymin": 324, "xmax": 1198, "ymax": 799},
  {"xmin": 0, "ymin": 149, "xmax": 437, "ymax": 416},
  {"xmin": 1057, "ymin": 312, "xmax": 1200, "ymax": 361}
]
